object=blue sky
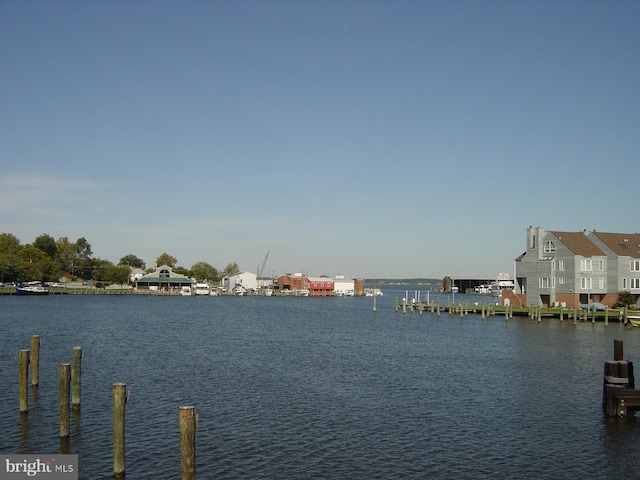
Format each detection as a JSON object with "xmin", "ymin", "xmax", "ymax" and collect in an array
[{"xmin": 1, "ymin": 1, "xmax": 638, "ymax": 279}]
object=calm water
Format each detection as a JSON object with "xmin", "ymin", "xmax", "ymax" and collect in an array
[{"xmin": 2, "ymin": 286, "xmax": 640, "ymax": 479}]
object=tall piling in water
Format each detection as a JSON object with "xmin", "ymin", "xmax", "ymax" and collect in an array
[
  {"xmin": 180, "ymin": 406, "xmax": 198, "ymax": 480},
  {"xmin": 71, "ymin": 347, "xmax": 82, "ymax": 409},
  {"xmin": 113, "ymin": 383, "xmax": 128, "ymax": 476},
  {"xmin": 19, "ymin": 349, "xmax": 30, "ymax": 413},
  {"xmin": 30, "ymin": 335, "xmax": 41, "ymax": 386},
  {"xmin": 59, "ymin": 363, "xmax": 71, "ymax": 438}
]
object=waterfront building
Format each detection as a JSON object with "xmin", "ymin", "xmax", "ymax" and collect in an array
[
  {"xmin": 135, "ymin": 265, "xmax": 193, "ymax": 293},
  {"xmin": 511, "ymin": 226, "xmax": 640, "ymax": 308}
]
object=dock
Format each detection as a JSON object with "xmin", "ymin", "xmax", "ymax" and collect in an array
[{"xmin": 394, "ymin": 297, "xmax": 633, "ymax": 324}]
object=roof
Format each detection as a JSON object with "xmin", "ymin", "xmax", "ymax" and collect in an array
[
  {"xmin": 549, "ymin": 231, "xmax": 605, "ymax": 257},
  {"xmin": 591, "ymin": 232, "xmax": 640, "ymax": 258}
]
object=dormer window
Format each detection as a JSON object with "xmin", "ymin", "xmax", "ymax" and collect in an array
[
  {"xmin": 543, "ymin": 240, "xmax": 556, "ymax": 254},
  {"xmin": 160, "ymin": 268, "xmax": 170, "ymax": 278}
]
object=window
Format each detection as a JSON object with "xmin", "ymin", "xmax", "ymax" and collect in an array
[
  {"xmin": 552, "ymin": 260, "xmax": 556, "ymax": 271},
  {"xmin": 631, "ymin": 260, "xmax": 640, "ymax": 272},
  {"xmin": 599, "ymin": 260, "xmax": 605, "ymax": 271},
  {"xmin": 558, "ymin": 259, "xmax": 565, "ymax": 271},
  {"xmin": 580, "ymin": 277, "xmax": 592, "ymax": 290},
  {"xmin": 623, "ymin": 278, "xmax": 627, "ymax": 289},
  {"xmin": 539, "ymin": 277, "xmax": 555, "ymax": 288},
  {"xmin": 559, "ymin": 277, "xmax": 565, "ymax": 285},
  {"xmin": 631, "ymin": 278, "xmax": 640, "ymax": 289},
  {"xmin": 544, "ymin": 241, "xmax": 556, "ymax": 254},
  {"xmin": 599, "ymin": 277, "xmax": 604, "ymax": 289},
  {"xmin": 160, "ymin": 269, "xmax": 170, "ymax": 278},
  {"xmin": 580, "ymin": 259, "xmax": 592, "ymax": 271}
]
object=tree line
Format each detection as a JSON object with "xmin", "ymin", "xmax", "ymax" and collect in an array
[{"xmin": 0, "ymin": 233, "xmax": 240, "ymax": 285}]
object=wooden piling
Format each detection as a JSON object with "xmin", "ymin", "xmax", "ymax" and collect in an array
[
  {"xmin": 71, "ymin": 347, "xmax": 82, "ymax": 409},
  {"xmin": 113, "ymin": 383, "xmax": 128, "ymax": 475},
  {"xmin": 179, "ymin": 406, "xmax": 197, "ymax": 480},
  {"xmin": 59, "ymin": 363, "xmax": 71, "ymax": 437},
  {"xmin": 372, "ymin": 295, "xmax": 376, "ymax": 313},
  {"xmin": 30, "ymin": 335, "xmax": 41, "ymax": 386},
  {"xmin": 19, "ymin": 349, "xmax": 30, "ymax": 413}
]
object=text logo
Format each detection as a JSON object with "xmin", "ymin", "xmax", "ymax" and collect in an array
[{"xmin": 1, "ymin": 455, "xmax": 77, "ymax": 480}]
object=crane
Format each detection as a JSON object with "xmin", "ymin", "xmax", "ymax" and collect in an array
[{"xmin": 257, "ymin": 250, "xmax": 270, "ymax": 278}]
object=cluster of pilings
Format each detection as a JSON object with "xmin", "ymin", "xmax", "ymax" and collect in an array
[{"xmin": 17, "ymin": 334, "xmax": 199, "ymax": 479}]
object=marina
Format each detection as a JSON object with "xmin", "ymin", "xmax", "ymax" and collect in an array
[{"xmin": 2, "ymin": 287, "xmax": 640, "ymax": 479}]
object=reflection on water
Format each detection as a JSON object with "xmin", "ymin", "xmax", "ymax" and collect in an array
[{"xmin": 1, "ymin": 289, "xmax": 640, "ymax": 479}]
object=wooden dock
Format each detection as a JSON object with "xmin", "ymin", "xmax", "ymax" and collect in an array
[{"xmin": 394, "ymin": 298, "xmax": 634, "ymax": 324}]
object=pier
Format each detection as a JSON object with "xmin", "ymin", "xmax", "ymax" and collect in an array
[{"xmin": 394, "ymin": 297, "xmax": 631, "ymax": 324}]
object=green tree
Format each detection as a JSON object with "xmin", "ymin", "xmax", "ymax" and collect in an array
[
  {"xmin": 119, "ymin": 254, "xmax": 145, "ymax": 269},
  {"xmin": 0, "ymin": 233, "xmax": 22, "ymax": 254},
  {"xmin": 32, "ymin": 233, "xmax": 57, "ymax": 257},
  {"xmin": 104, "ymin": 265, "xmax": 130, "ymax": 285},
  {"xmin": 156, "ymin": 253, "xmax": 177, "ymax": 268},
  {"xmin": 615, "ymin": 291, "xmax": 636, "ymax": 308},
  {"xmin": 191, "ymin": 262, "xmax": 219, "ymax": 281},
  {"xmin": 221, "ymin": 262, "xmax": 240, "ymax": 277},
  {"xmin": 0, "ymin": 252, "xmax": 25, "ymax": 283}
]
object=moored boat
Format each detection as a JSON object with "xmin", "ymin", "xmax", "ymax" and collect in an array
[
  {"xmin": 195, "ymin": 283, "xmax": 210, "ymax": 295},
  {"xmin": 628, "ymin": 316, "xmax": 640, "ymax": 327},
  {"xmin": 16, "ymin": 282, "xmax": 49, "ymax": 295}
]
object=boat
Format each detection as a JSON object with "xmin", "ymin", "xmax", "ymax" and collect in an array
[
  {"xmin": 180, "ymin": 286, "xmax": 192, "ymax": 296},
  {"xmin": 628, "ymin": 315, "xmax": 640, "ymax": 327},
  {"xmin": 16, "ymin": 282, "xmax": 49, "ymax": 296},
  {"xmin": 490, "ymin": 273, "xmax": 515, "ymax": 296},
  {"xmin": 264, "ymin": 288, "xmax": 273, "ymax": 297},
  {"xmin": 297, "ymin": 289, "xmax": 310, "ymax": 297},
  {"xmin": 195, "ymin": 283, "xmax": 210, "ymax": 295},
  {"xmin": 364, "ymin": 288, "xmax": 383, "ymax": 297}
]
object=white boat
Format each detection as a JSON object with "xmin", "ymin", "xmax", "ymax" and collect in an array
[
  {"xmin": 234, "ymin": 286, "xmax": 245, "ymax": 296},
  {"xmin": 490, "ymin": 273, "xmax": 515, "ymax": 296},
  {"xmin": 364, "ymin": 288, "xmax": 383, "ymax": 296},
  {"xmin": 264, "ymin": 289, "xmax": 273, "ymax": 297},
  {"xmin": 195, "ymin": 283, "xmax": 210, "ymax": 295},
  {"xmin": 474, "ymin": 284, "xmax": 492, "ymax": 294},
  {"xmin": 16, "ymin": 282, "xmax": 49, "ymax": 296},
  {"xmin": 297, "ymin": 289, "xmax": 310, "ymax": 297},
  {"xmin": 180, "ymin": 286, "xmax": 192, "ymax": 296},
  {"xmin": 628, "ymin": 315, "xmax": 640, "ymax": 327}
]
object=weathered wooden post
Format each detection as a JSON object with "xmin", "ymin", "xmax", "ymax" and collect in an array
[
  {"xmin": 372, "ymin": 295, "xmax": 376, "ymax": 313},
  {"xmin": 395, "ymin": 297, "xmax": 399, "ymax": 312},
  {"xmin": 481, "ymin": 304, "xmax": 485, "ymax": 319},
  {"xmin": 559, "ymin": 306, "xmax": 564, "ymax": 322},
  {"xmin": 19, "ymin": 349, "xmax": 30, "ymax": 413},
  {"xmin": 30, "ymin": 335, "xmax": 41, "ymax": 386},
  {"xmin": 71, "ymin": 347, "xmax": 82, "ymax": 409},
  {"xmin": 604, "ymin": 308, "xmax": 609, "ymax": 326},
  {"xmin": 59, "ymin": 363, "xmax": 71, "ymax": 437},
  {"xmin": 436, "ymin": 301, "xmax": 440, "ymax": 317},
  {"xmin": 113, "ymin": 383, "xmax": 128, "ymax": 476},
  {"xmin": 179, "ymin": 406, "xmax": 198, "ymax": 480}
]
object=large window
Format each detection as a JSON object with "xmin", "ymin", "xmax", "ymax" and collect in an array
[
  {"xmin": 580, "ymin": 259, "xmax": 592, "ymax": 271},
  {"xmin": 544, "ymin": 241, "xmax": 556, "ymax": 254},
  {"xmin": 558, "ymin": 259, "xmax": 565, "ymax": 271},
  {"xmin": 631, "ymin": 278, "xmax": 640, "ymax": 289},
  {"xmin": 580, "ymin": 277, "xmax": 592, "ymax": 290},
  {"xmin": 599, "ymin": 277, "xmax": 604, "ymax": 289},
  {"xmin": 539, "ymin": 277, "xmax": 555, "ymax": 288},
  {"xmin": 631, "ymin": 260, "xmax": 640, "ymax": 272}
]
